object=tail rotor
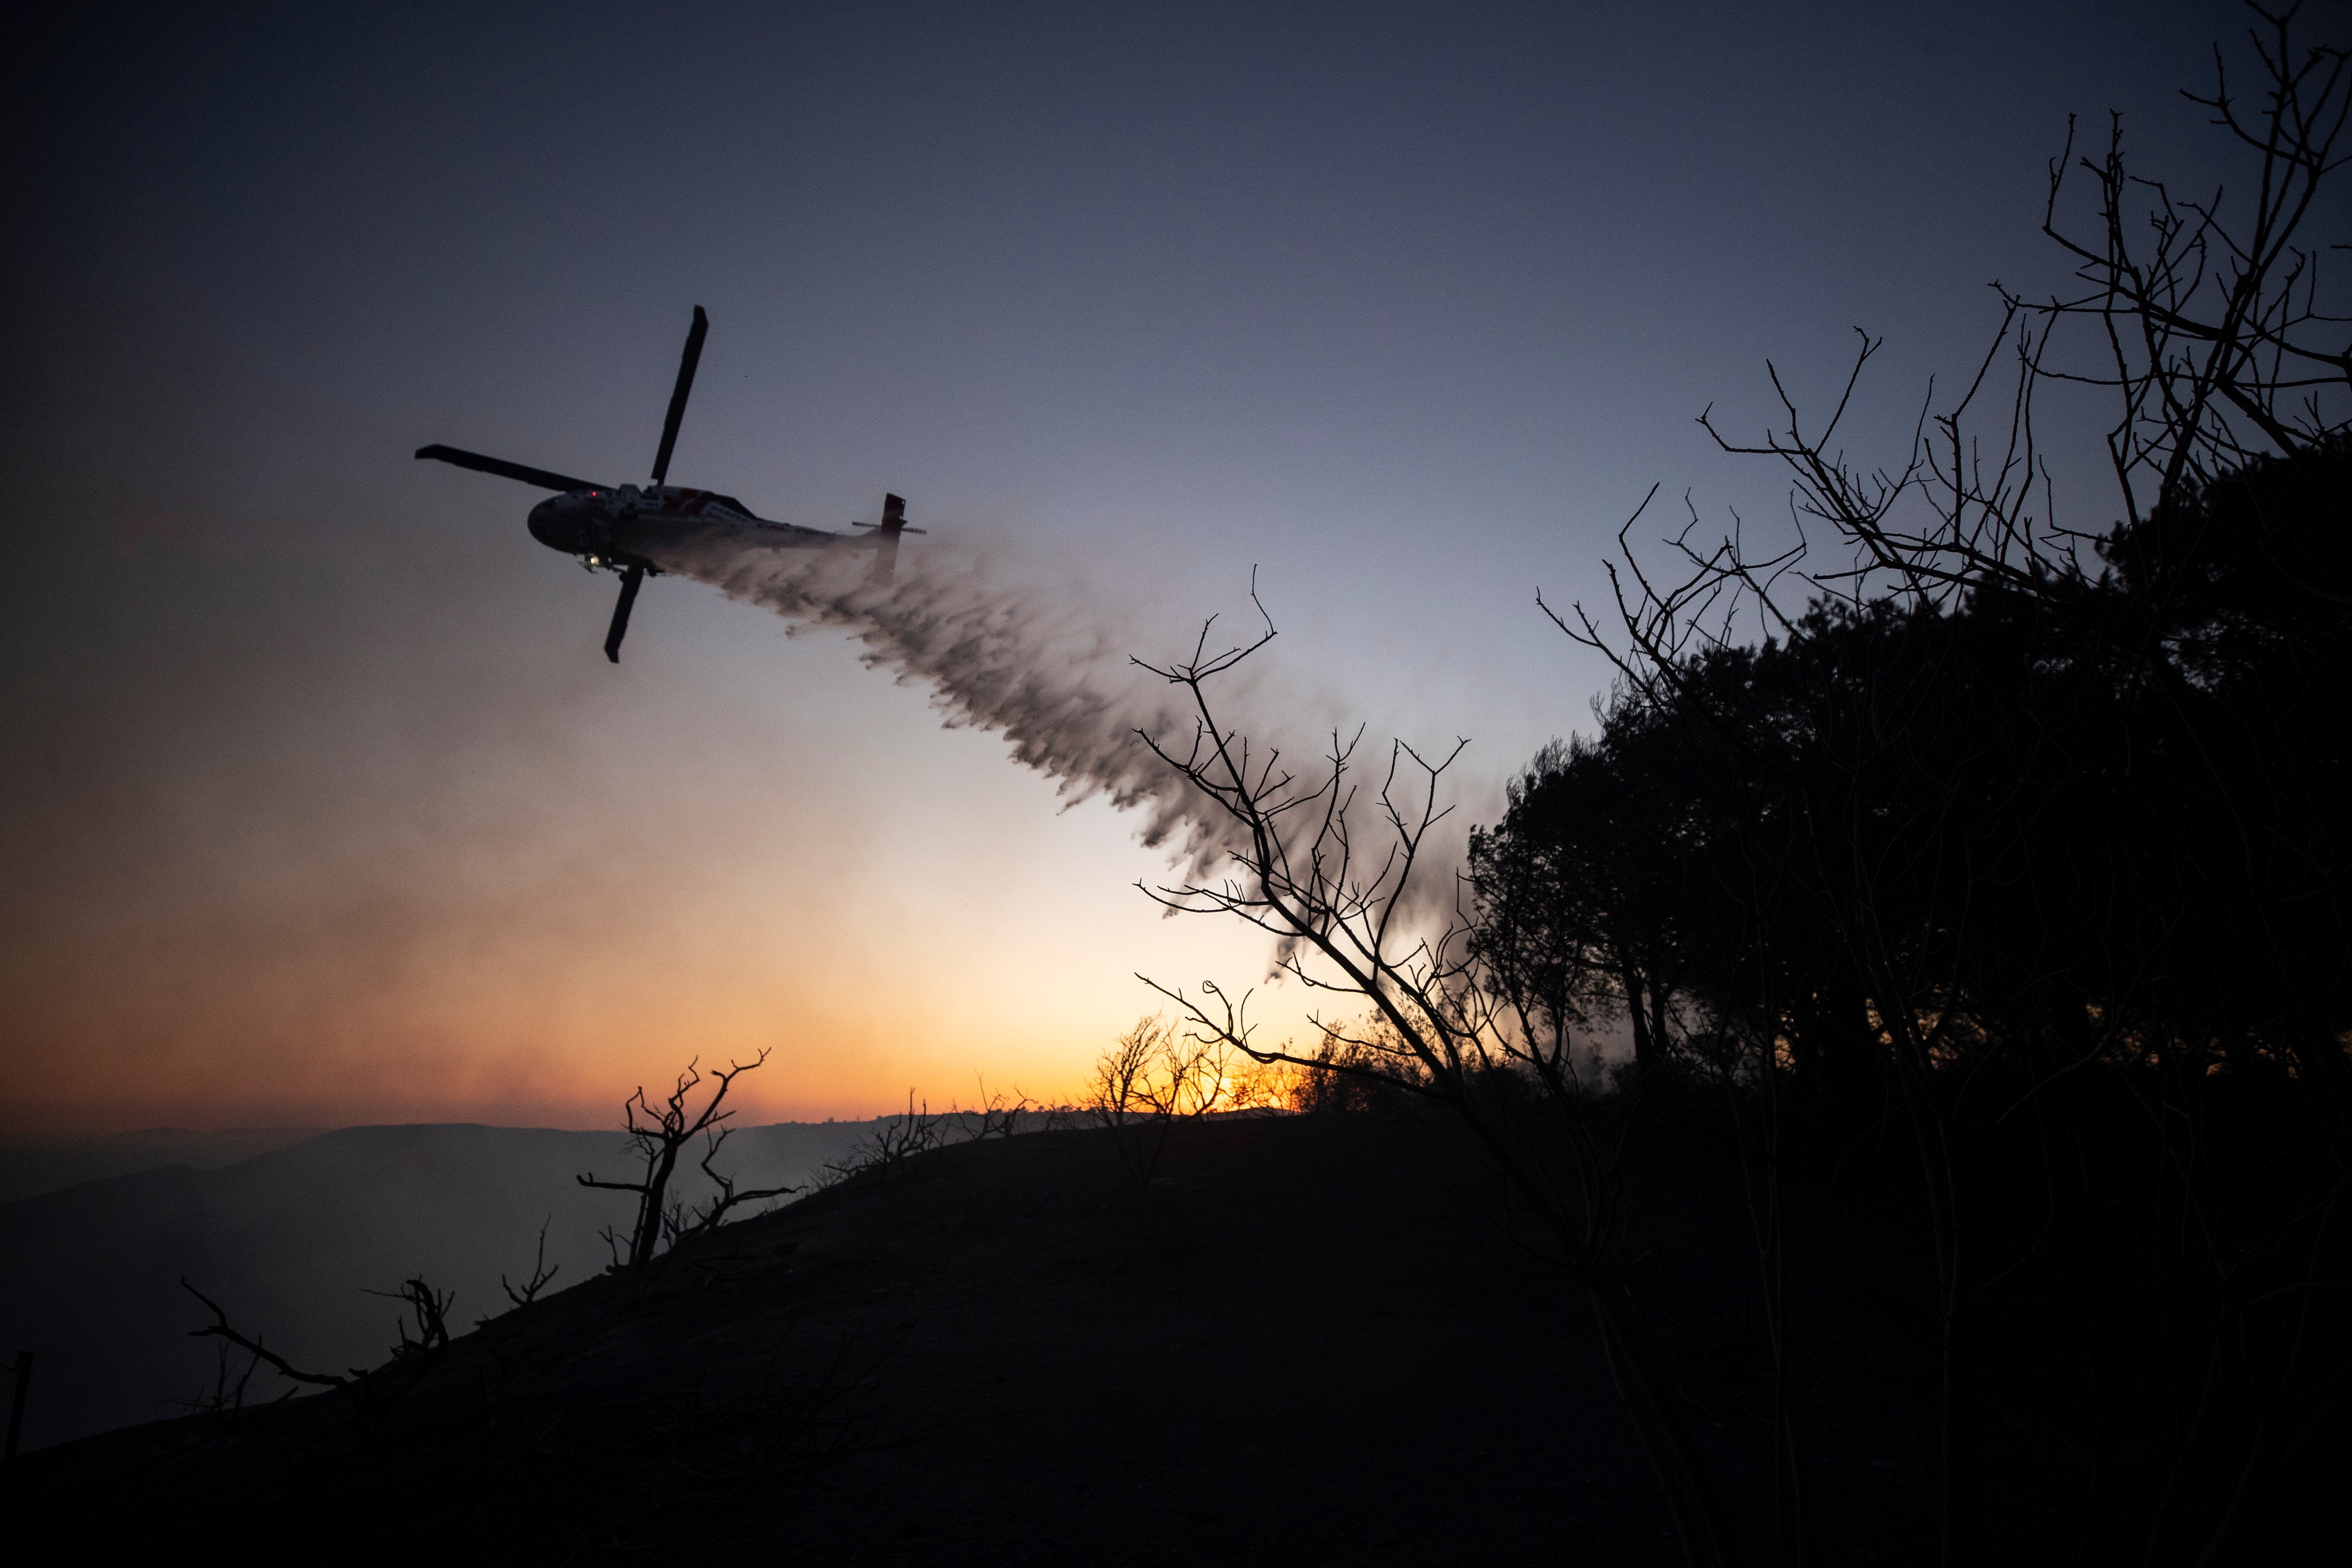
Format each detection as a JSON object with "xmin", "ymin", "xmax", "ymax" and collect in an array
[{"xmin": 855, "ymin": 493, "xmax": 927, "ymax": 586}]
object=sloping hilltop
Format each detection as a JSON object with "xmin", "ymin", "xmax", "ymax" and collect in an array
[
  {"xmin": 17, "ymin": 1113, "xmax": 2089, "ymax": 1565},
  {"xmin": 0, "ymin": 1120, "xmax": 890, "ymax": 1449}
]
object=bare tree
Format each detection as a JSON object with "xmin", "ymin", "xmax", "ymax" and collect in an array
[
  {"xmin": 1084, "ymin": 1014, "xmax": 1245, "ymax": 1125},
  {"xmin": 1130, "ymin": 598, "xmax": 1740, "ymax": 1568},
  {"xmin": 577, "ymin": 1051, "xmax": 797, "ymax": 1274},
  {"xmin": 822, "ymin": 1081, "xmax": 1034, "ymax": 1181},
  {"xmin": 1084, "ymin": 1014, "xmax": 1167, "ymax": 1129},
  {"xmin": 172, "ymin": 1339, "xmax": 272, "ymax": 1435},
  {"xmin": 501, "ymin": 1217, "xmax": 562, "ymax": 1310},
  {"xmin": 956, "ymin": 1077, "xmax": 1031, "ymax": 1140},
  {"xmin": 2031, "ymin": 3, "xmax": 2349, "ymax": 529},
  {"xmin": 1639, "ymin": 3, "xmax": 2350, "ymax": 628},
  {"xmin": 820, "ymin": 1090, "xmax": 950, "ymax": 1186},
  {"xmin": 1080, "ymin": 1012, "xmax": 1256, "ymax": 1216},
  {"xmin": 182, "ymin": 1276, "xmax": 453, "ymax": 1439}
]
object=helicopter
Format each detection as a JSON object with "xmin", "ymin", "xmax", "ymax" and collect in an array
[{"xmin": 416, "ymin": 306, "xmax": 922, "ymax": 661}]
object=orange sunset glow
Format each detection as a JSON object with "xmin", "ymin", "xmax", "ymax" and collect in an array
[{"xmin": 8, "ymin": 9, "xmax": 2346, "ymax": 1562}]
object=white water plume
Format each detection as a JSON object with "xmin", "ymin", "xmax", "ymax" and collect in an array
[
  {"xmin": 659, "ymin": 536, "xmax": 1261, "ymax": 878},
  {"xmin": 657, "ymin": 534, "xmax": 1483, "ymax": 951}
]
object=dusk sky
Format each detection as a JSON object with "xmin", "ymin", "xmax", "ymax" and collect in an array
[{"xmin": 2, "ymin": 0, "xmax": 2250, "ymax": 1131}]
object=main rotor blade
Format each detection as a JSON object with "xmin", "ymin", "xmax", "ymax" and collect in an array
[
  {"xmin": 649, "ymin": 305, "xmax": 708, "ymax": 485},
  {"xmin": 604, "ymin": 564, "xmax": 646, "ymax": 663},
  {"xmin": 415, "ymin": 445, "xmax": 608, "ymax": 493}
]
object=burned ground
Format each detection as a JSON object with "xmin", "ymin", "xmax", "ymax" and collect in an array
[{"xmin": 7, "ymin": 1112, "xmax": 2235, "ymax": 1564}]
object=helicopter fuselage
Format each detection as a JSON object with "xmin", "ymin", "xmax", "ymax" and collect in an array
[
  {"xmin": 418, "ymin": 305, "xmax": 916, "ymax": 661},
  {"xmin": 526, "ymin": 483, "xmax": 852, "ymax": 568}
]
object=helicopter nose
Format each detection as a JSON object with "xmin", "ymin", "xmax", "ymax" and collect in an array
[{"xmin": 527, "ymin": 495, "xmax": 588, "ymax": 554}]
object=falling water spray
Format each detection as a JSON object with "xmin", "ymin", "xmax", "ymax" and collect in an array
[
  {"xmin": 658, "ymin": 537, "xmax": 1261, "ymax": 873},
  {"xmin": 655, "ymin": 533, "xmax": 1481, "ymax": 942}
]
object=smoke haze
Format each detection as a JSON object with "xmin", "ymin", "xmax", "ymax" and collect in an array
[
  {"xmin": 3, "ymin": 1, "xmax": 2232, "ymax": 1133},
  {"xmin": 0, "ymin": 267, "xmax": 1299, "ymax": 1134}
]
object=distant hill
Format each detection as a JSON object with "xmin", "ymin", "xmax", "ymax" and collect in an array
[
  {"xmin": 0, "ymin": 1128, "xmax": 326, "ymax": 1205},
  {"xmin": 0, "ymin": 1120, "xmax": 885, "ymax": 1449}
]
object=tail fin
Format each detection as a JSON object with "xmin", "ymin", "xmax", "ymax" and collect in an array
[{"xmin": 865, "ymin": 493, "xmax": 909, "ymax": 587}]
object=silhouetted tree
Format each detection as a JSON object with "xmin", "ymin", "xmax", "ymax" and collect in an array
[
  {"xmin": 500, "ymin": 1217, "xmax": 561, "ymax": 1310},
  {"xmin": 182, "ymin": 1276, "xmax": 453, "ymax": 1441},
  {"xmin": 1515, "ymin": 8, "xmax": 2352, "ymax": 1562},
  {"xmin": 578, "ymin": 1051, "xmax": 797, "ymax": 1274},
  {"xmin": 819, "ymin": 1090, "xmax": 948, "ymax": 1186},
  {"xmin": 1080, "ymin": 1013, "xmax": 1261, "ymax": 1236},
  {"xmin": 1287, "ymin": 1020, "xmax": 1425, "ymax": 1113}
]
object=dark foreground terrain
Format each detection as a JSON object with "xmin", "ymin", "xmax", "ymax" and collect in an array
[
  {"xmin": 0, "ymin": 1121, "xmax": 889, "ymax": 1447},
  {"xmin": 4, "ymin": 1113, "xmax": 2178, "ymax": 1564}
]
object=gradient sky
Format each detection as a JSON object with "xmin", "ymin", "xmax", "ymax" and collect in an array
[{"xmin": 1, "ymin": 0, "xmax": 2265, "ymax": 1131}]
